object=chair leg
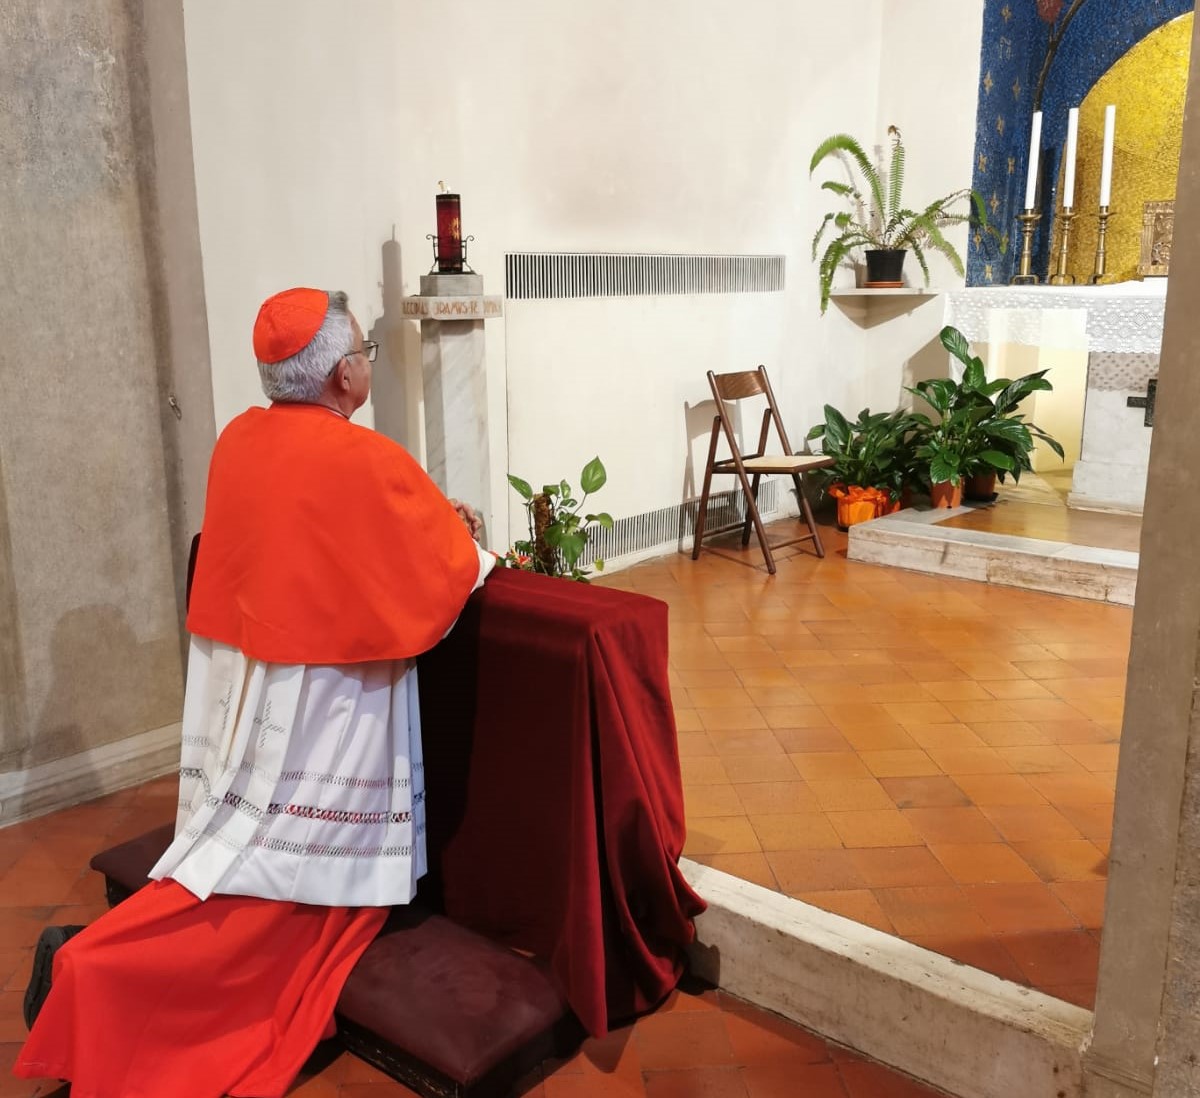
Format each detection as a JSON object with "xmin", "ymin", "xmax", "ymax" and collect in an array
[
  {"xmin": 737, "ymin": 467, "xmax": 775, "ymax": 574},
  {"xmin": 692, "ymin": 426, "xmax": 721, "ymax": 561},
  {"xmin": 793, "ymin": 474, "xmax": 825, "ymax": 559},
  {"xmin": 741, "ymin": 473, "xmax": 762, "ymax": 546}
]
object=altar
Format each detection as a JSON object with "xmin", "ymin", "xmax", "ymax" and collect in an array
[{"xmin": 944, "ymin": 280, "xmax": 1166, "ymax": 514}]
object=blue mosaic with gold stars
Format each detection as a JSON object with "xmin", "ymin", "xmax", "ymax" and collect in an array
[{"xmin": 969, "ymin": 0, "xmax": 1193, "ymax": 284}]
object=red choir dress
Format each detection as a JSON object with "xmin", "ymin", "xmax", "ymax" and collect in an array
[{"xmin": 15, "ymin": 403, "xmax": 491, "ymax": 1097}]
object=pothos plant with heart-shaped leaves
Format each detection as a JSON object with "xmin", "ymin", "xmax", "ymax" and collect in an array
[{"xmin": 505, "ymin": 457, "xmax": 613, "ymax": 582}]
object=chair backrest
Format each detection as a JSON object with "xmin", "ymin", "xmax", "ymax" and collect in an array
[
  {"xmin": 709, "ymin": 369, "xmax": 768, "ymax": 402},
  {"xmin": 706, "ymin": 366, "xmax": 796, "ymax": 458}
]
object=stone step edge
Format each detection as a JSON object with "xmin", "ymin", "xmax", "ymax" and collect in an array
[
  {"xmin": 846, "ymin": 513, "xmax": 1137, "ymax": 606},
  {"xmin": 680, "ymin": 859, "xmax": 1091, "ymax": 1098}
]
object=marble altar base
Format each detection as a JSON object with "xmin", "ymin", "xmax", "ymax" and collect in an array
[{"xmin": 1068, "ymin": 351, "xmax": 1157, "ymax": 514}]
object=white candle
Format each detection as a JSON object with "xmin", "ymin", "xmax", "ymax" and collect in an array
[
  {"xmin": 1024, "ymin": 111, "xmax": 1043, "ymax": 210},
  {"xmin": 1099, "ymin": 104, "xmax": 1116, "ymax": 207},
  {"xmin": 1063, "ymin": 108, "xmax": 1079, "ymax": 208}
]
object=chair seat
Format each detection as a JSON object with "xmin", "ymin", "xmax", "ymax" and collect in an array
[{"xmin": 724, "ymin": 454, "xmax": 834, "ymax": 473}]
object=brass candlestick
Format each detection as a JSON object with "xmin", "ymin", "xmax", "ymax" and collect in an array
[
  {"xmin": 1090, "ymin": 205, "xmax": 1112, "ymax": 284},
  {"xmin": 1010, "ymin": 209, "xmax": 1041, "ymax": 284},
  {"xmin": 1048, "ymin": 207, "xmax": 1077, "ymax": 285}
]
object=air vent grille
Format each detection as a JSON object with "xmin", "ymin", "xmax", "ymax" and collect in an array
[{"xmin": 504, "ymin": 252, "xmax": 785, "ymax": 300}]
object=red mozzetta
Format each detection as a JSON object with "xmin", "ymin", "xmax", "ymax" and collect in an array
[{"xmin": 187, "ymin": 402, "xmax": 481, "ymax": 664}]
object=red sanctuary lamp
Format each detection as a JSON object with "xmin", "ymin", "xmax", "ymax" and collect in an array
[{"xmin": 430, "ymin": 184, "xmax": 472, "ymax": 273}]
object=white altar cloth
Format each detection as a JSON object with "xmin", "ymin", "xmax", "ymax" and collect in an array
[{"xmin": 944, "ymin": 280, "xmax": 1166, "ymax": 355}]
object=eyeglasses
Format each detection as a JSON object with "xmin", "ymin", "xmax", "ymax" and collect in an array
[
  {"xmin": 347, "ymin": 340, "xmax": 378, "ymax": 364},
  {"xmin": 328, "ymin": 341, "xmax": 379, "ymax": 376}
]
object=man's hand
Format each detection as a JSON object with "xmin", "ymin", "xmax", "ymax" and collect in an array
[{"xmin": 449, "ymin": 499, "xmax": 483, "ymax": 541}]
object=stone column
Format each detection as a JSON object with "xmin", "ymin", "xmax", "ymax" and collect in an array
[
  {"xmin": 402, "ymin": 275, "xmax": 503, "ymax": 544},
  {"xmin": 0, "ymin": 0, "xmax": 213, "ymax": 823},
  {"xmin": 1083, "ymin": 14, "xmax": 1200, "ymax": 1096}
]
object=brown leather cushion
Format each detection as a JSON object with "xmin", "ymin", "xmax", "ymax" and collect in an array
[
  {"xmin": 336, "ymin": 908, "xmax": 568, "ymax": 1087},
  {"xmin": 89, "ymin": 822, "xmax": 175, "ymax": 896}
]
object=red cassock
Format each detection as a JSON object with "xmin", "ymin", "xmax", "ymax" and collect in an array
[
  {"xmin": 16, "ymin": 882, "xmax": 388, "ymax": 1098},
  {"xmin": 15, "ymin": 403, "xmax": 482, "ymax": 1097}
]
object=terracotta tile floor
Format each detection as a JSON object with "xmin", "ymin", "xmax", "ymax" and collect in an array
[
  {"xmin": 599, "ymin": 514, "xmax": 1130, "ymax": 1010},
  {"xmin": 0, "ymin": 781, "xmax": 947, "ymax": 1097},
  {"xmin": 0, "ymin": 508, "xmax": 1127, "ymax": 1094}
]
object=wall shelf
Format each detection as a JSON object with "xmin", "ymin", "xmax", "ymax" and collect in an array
[
  {"xmin": 829, "ymin": 288, "xmax": 941, "ymax": 328},
  {"xmin": 829, "ymin": 288, "xmax": 942, "ymax": 297}
]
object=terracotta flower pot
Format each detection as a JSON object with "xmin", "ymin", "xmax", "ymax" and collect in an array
[
  {"xmin": 929, "ymin": 481, "xmax": 963, "ymax": 508},
  {"xmin": 964, "ymin": 472, "xmax": 997, "ymax": 502}
]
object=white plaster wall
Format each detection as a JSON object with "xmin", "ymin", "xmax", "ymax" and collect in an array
[
  {"xmin": 182, "ymin": 1, "xmax": 985, "ymax": 548},
  {"xmin": 862, "ymin": 0, "xmax": 987, "ymax": 411}
]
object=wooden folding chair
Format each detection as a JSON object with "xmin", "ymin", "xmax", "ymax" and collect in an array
[{"xmin": 692, "ymin": 366, "xmax": 834, "ymax": 575}]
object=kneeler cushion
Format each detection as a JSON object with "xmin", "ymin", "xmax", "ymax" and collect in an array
[
  {"xmin": 89, "ymin": 822, "xmax": 176, "ymax": 903},
  {"xmin": 336, "ymin": 907, "xmax": 573, "ymax": 1097},
  {"xmin": 91, "ymin": 827, "xmax": 575, "ymax": 1098}
]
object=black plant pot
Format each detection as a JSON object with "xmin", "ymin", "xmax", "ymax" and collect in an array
[{"xmin": 864, "ymin": 249, "xmax": 907, "ymax": 287}]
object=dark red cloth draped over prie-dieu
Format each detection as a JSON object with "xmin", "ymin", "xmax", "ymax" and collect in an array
[{"xmin": 417, "ymin": 568, "xmax": 705, "ymax": 1038}]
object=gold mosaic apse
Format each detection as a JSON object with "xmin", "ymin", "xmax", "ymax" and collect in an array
[{"xmin": 1055, "ymin": 14, "xmax": 1192, "ymax": 284}]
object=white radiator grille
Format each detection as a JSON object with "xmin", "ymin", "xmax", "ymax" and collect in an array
[
  {"xmin": 504, "ymin": 252, "xmax": 786, "ymax": 300},
  {"xmin": 585, "ymin": 482, "xmax": 782, "ymax": 563}
]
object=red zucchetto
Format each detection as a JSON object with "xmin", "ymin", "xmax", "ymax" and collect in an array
[{"xmin": 252, "ymin": 287, "xmax": 329, "ymax": 364}]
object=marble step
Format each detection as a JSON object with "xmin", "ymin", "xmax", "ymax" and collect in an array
[{"xmin": 847, "ymin": 506, "xmax": 1138, "ymax": 606}]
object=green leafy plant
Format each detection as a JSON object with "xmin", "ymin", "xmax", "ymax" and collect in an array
[
  {"xmin": 810, "ymin": 125, "xmax": 999, "ymax": 313},
  {"xmin": 506, "ymin": 457, "xmax": 612, "ymax": 582},
  {"xmin": 905, "ymin": 326, "xmax": 1064, "ymax": 487},
  {"xmin": 905, "ymin": 379, "xmax": 991, "ymax": 488},
  {"xmin": 936, "ymin": 325, "xmax": 1065, "ymax": 483},
  {"xmin": 806, "ymin": 406, "xmax": 920, "ymax": 501}
]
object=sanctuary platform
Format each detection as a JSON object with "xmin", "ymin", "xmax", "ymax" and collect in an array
[{"xmin": 848, "ymin": 476, "xmax": 1141, "ymax": 606}]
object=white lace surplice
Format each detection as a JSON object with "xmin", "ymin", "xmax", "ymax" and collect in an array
[
  {"xmin": 149, "ymin": 643, "xmax": 427, "ymax": 906},
  {"xmin": 151, "ymin": 547, "xmax": 495, "ymax": 907}
]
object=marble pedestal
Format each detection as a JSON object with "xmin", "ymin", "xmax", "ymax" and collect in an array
[{"xmin": 402, "ymin": 274, "xmax": 503, "ymax": 540}]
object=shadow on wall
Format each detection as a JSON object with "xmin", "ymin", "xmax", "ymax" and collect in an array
[
  {"xmin": 369, "ymin": 236, "xmax": 422, "ymax": 457},
  {"xmin": 680, "ymin": 397, "xmax": 721, "ymax": 507},
  {"xmin": 31, "ymin": 604, "xmax": 179, "ymax": 786},
  {"xmin": 902, "ymin": 336, "xmax": 953, "ymax": 402}
]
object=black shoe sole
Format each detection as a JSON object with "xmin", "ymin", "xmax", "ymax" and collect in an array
[{"xmin": 23, "ymin": 925, "xmax": 83, "ymax": 1030}]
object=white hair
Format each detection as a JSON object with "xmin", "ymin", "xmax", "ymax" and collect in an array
[{"xmin": 257, "ymin": 290, "xmax": 351, "ymax": 402}]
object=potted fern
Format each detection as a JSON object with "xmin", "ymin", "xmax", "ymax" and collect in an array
[{"xmin": 810, "ymin": 125, "xmax": 997, "ymax": 313}]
